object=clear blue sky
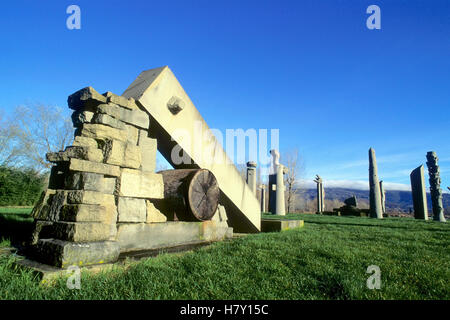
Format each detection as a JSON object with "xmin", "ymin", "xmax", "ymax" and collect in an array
[{"xmin": 0, "ymin": 0, "xmax": 449, "ymax": 191}]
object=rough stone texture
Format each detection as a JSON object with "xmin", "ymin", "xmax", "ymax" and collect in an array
[
  {"xmin": 68, "ymin": 87, "xmax": 107, "ymax": 111},
  {"xmin": 46, "ymin": 146, "xmax": 104, "ymax": 163},
  {"xmin": 410, "ymin": 165, "xmax": 428, "ymax": 220},
  {"xmin": 146, "ymin": 200, "xmax": 167, "ymax": 223},
  {"xmin": 104, "ymin": 140, "xmax": 141, "ymax": 169},
  {"xmin": 138, "ymin": 130, "xmax": 157, "ymax": 172},
  {"xmin": 69, "ymin": 158, "xmax": 121, "ymax": 177},
  {"xmin": 261, "ymin": 219, "xmax": 304, "ymax": 232},
  {"xmin": 77, "ymin": 123, "xmax": 127, "ymax": 142},
  {"xmin": 122, "ymin": 66, "xmax": 260, "ymax": 232},
  {"xmin": 54, "ymin": 222, "xmax": 113, "ymax": 242},
  {"xmin": 67, "ymin": 190, "xmax": 114, "ymax": 206},
  {"xmin": 379, "ymin": 180, "xmax": 386, "ymax": 214},
  {"xmin": 38, "ymin": 190, "xmax": 67, "ymax": 222},
  {"xmin": 30, "ymin": 221, "xmax": 54, "ymax": 245},
  {"xmin": 72, "ymin": 136, "xmax": 99, "ymax": 148},
  {"xmin": 426, "ymin": 151, "xmax": 446, "ymax": 222},
  {"xmin": 65, "ymin": 172, "xmax": 116, "ymax": 194},
  {"xmin": 116, "ymin": 221, "xmax": 231, "ymax": 252},
  {"xmin": 72, "ymin": 110, "xmax": 94, "ymax": 127},
  {"xmin": 59, "ymin": 204, "xmax": 113, "ymax": 223},
  {"xmin": 48, "ymin": 163, "xmax": 69, "ymax": 190},
  {"xmin": 117, "ymin": 197, "xmax": 147, "ymax": 222},
  {"xmin": 119, "ymin": 168, "xmax": 164, "ymax": 199},
  {"xmin": 103, "ymin": 91, "xmax": 139, "ymax": 110},
  {"xmin": 369, "ymin": 148, "xmax": 383, "ymax": 219},
  {"xmin": 92, "ymin": 113, "xmax": 126, "ymax": 130},
  {"xmin": 97, "ymin": 103, "xmax": 149, "ymax": 129},
  {"xmin": 124, "ymin": 124, "xmax": 139, "ymax": 145},
  {"xmin": 33, "ymin": 239, "xmax": 120, "ymax": 268},
  {"xmin": 31, "ymin": 189, "xmax": 56, "ymax": 219}
]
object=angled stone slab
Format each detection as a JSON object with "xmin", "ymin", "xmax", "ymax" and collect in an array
[{"xmin": 123, "ymin": 66, "xmax": 261, "ymax": 232}]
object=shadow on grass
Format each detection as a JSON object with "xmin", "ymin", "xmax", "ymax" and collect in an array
[{"xmin": 0, "ymin": 213, "xmax": 34, "ymax": 247}]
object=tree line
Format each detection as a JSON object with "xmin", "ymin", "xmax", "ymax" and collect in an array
[{"xmin": 0, "ymin": 104, "xmax": 73, "ymax": 206}]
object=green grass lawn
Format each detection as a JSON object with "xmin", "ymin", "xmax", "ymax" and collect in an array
[
  {"xmin": 0, "ymin": 209, "xmax": 449, "ymax": 300},
  {"xmin": 0, "ymin": 207, "xmax": 34, "ymax": 248}
]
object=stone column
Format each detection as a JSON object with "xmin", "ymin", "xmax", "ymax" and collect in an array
[
  {"xmin": 379, "ymin": 180, "xmax": 386, "ymax": 215},
  {"xmin": 426, "ymin": 151, "xmax": 446, "ymax": 222},
  {"xmin": 314, "ymin": 175, "xmax": 324, "ymax": 214},
  {"xmin": 275, "ymin": 164, "xmax": 286, "ymax": 216},
  {"xmin": 410, "ymin": 165, "xmax": 428, "ymax": 220},
  {"xmin": 268, "ymin": 174, "xmax": 277, "ymax": 214},
  {"xmin": 260, "ymin": 184, "xmax": 266, "ymax": 213},
  {"xmin": 246, "ymin": 161, "xmax": 257, "ymax": 194},
  {"xmin": 369, "ymin": 148, "xmax": 383, "ymax": 219},
  {"xmin": 321, "ymin": 183, "xmax": 325, "ymax": 212}
]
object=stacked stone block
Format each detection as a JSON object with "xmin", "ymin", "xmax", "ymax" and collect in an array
[{"xmin": 30, "ymin": 87, "xmax": 166, "ymax": 268}]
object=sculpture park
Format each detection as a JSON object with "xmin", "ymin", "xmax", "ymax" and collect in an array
[{"xmin": 0, "ymin": 1, "xmax": 448, "ymax": 305}]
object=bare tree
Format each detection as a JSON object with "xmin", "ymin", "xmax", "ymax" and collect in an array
[
  {"xmin": 0, "ymin": 111, "xmax": 21, "ymax": 166},
  {"xmin": 11, "ymin": 104, "xmax": 73, "ymax": 172},
  {"xmin": 283, "ymin": 148, "xmax": 304, "ymax": 213}
]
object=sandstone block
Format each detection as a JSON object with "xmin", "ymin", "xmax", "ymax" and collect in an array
[
  {"xmin": 92, "ymin": 113, "xmax": 126, "ymax": 130},
  {"xmin": 67, "ymin": 190, "xmax": 115, "ymax": 206},
  {"xmin": 72, "ymin": 136, "xmax": 99, "ymax": 148},
  {"xmin": 105, "ymin": 140, "xmax": 141, "ymax": 169},
  {"xmin": 68, "ymin": 87, "xmax": 107, "ymax": 111},
  {"xmin": 48, "ymin": 163, "xmax": 69, "ymax": 189},
  {"xmin": 59, "ymin": 204, "xmax": 112, "ymax": 223},
  {"xmin": 65, "ymin": 172, "xmax": 116, "ymax": 194},
  {"xmin": 30, "ymin": 220, "xmax": 54, "ymax": 245},
  {"xmin": 119, "ymin": 168, "xmax": 164, "ymax": 199},
  {"xmin": 125, "ymin": 124, "xmax": 139, "ymax": 145},
  {"xmin": 71, "ymin": 110, "xmax": 94, "ymax": 127},
  {"xmin": 54, "ymin": 222, "xmax": 112, "ymax": 242},
  {"xmin": 46, "ymin": 146, "xmax": 104, "ymax": 163},
  {"xmin": 31, "ymin": 189, "xmax": 56, "ymax": 219},
  {"xmin": 34, "ymin": 239, "xmax": 120, "ymax": 268},
  {"xmin": 97, "ymin": 103, "xmax": 149, "ymax": 129},
  {"xmin": 117, "ymin": 197, "xmax": 146, "ymax": 222},
  {"xmin": 77, "ymin": 123, "xmax": 127, "ymax": 142},
  {"xmin": 103, "ymin": 91, "xmax": 137, "ymax": 110},
  {"xmin": 69, "ymin": 158, "xmax": 120, "ymax": 177},
  {"xmin": 146, "ymin": 200, "xmax": 167, "ymax": 223},
  {"xmin": 138, "ymin": 130, "xmax": 157, "ymax": 172}
]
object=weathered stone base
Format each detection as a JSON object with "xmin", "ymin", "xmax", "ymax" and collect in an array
[
  {"xmin": 116, "ymin": 221, "xmax": 233, "ymax": 252},
  {"xmin": 260, "ymin": 219, "xmax": 304, "ymax": 232},
  {"xmin": 14, "ymin": 257, "xmax": 117, "ymax": 284},
  {"xmin": 31, "ymin": 239, "xmax": 120, "ymax": 268}
]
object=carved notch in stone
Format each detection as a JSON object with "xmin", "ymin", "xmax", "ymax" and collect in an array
[{"xmin": 167, "ymin": 96, "xmax": 185, "ymax": 115}]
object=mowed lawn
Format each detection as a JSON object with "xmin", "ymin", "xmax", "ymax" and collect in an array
[{"xmin": 0, "ymin": 208, "xmax": 449, "ymax": 300}]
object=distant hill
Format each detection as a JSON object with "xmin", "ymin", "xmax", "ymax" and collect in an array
[{"xmin": 297, "ymin": 187, "xmax": 450, "ymax": 214}]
